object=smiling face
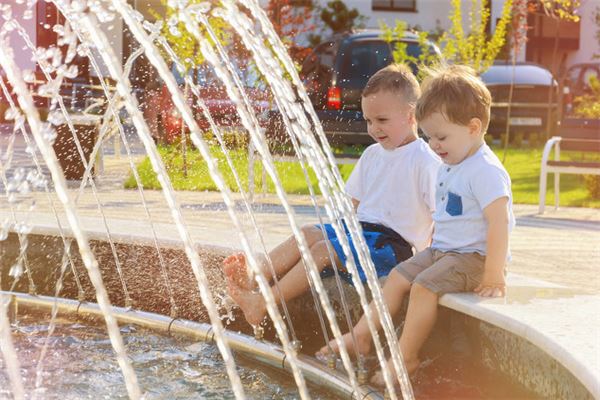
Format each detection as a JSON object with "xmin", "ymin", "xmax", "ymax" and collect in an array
[
  {"xmin": 419, "ymin": 111, "xmax": 484, "ymax": 165},
  {"xmin": 361, "ymin": 90, "xmax": 417, "ymax": 150}
]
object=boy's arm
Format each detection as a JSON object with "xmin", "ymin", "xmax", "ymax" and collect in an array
[
  {"xmin": 351, "ymin": 198, "xmax": 360, "ymax": 212},
  {"xmin": 475, "ymin": 196, "xmax": 509, "ymax": 297}
]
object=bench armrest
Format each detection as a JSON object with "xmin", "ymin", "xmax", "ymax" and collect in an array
[{"xmin": 541, "ymin": 136, "xmax": 562, "ymax": 167}]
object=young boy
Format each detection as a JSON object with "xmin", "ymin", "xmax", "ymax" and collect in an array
[
  {"xmin": 224, "ymin": 64, "xmax": 441, "ymax": 326},
  {"xmin": 318, "ymin": 65, "xmax": 515, "ymax": 385}
]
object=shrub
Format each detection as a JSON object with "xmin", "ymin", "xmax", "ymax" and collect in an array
[
  {"xmin": 484, "ymin": 134, "xmax": 494, "ymax": 145},
  {"xmin": 585, "ymin": 175, "xmax": 600, "ymax": 199},
  {"xmin": 528, "ymin": 132, "xmax": 541, "ymax": 148},
  {"xmin": 511, "ymin": 132, "xmax": 524, "ymax": 147},
  {"xmin": 573, "ymin": 76, "xmax": 600, "ymax": 119}
]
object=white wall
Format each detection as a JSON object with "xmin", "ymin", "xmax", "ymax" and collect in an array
[
  {"xmin": 89, "ymin": 15, "xmax": 124, "ymax": 77},
  {"xmin": 566, "ymin": 0, "xmax": 600, "ymax": 66},
  {"xmin": 306, "ymin": 0, "xmax": 509, "ymax": 36},
  {"xmin": 7, "ymin": 2, "xmax": 38, "ymax": 72}
]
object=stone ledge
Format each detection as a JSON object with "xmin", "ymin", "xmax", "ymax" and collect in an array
[{"xmin": 439, "ymin": 273, "xmax": 599, "ymax": 398}]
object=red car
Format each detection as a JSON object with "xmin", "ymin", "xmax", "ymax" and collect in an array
[{"xmin": 155, "ymin": 65, "xmax": 270, "ymax": 144}]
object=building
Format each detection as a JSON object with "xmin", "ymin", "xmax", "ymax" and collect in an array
[
  {"xmin": 281, "ymin": 0, "xmax": 599, "ymax": 72},
  {"xmin": 7, "ymin": 1, "xmax": 600, "ymax": 83}
]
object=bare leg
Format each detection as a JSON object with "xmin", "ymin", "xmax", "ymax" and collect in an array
[
  {"xmin": 223, "ymin": 225, "xmax": 325, "ymax": 290},
  {"xmin": 227, "ymin": 239, "xmax": 337, "ymax": 326},
  {"xmin": 317, "ymin": 270, "xmax": 412, "ymax": 358},
  {"xmin": 370, "ymin": 283, "xmax": 438, "ymax": 386}
]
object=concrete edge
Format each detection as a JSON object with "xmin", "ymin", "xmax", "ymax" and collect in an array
[{"xmin": 439, "ymin": 285, "xmax": 599, "ymax": 398}]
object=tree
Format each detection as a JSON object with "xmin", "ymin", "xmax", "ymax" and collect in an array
[
  {"xmin": 266, "ymin": 0, "xmax": 316, "ymax": 64},
  {"xmin": 308, "ymin": 1, "xmax": 365, "ymax": 46},
  {"xmin": 383, "ymin": 0, "xmax": 513, "ymax": 74},
  {"xmin": 150, "ymin": 0, "xmax": 231, "ymax": 176},
  {"xmin": 320, "ymin": 1, "xmax": 364, "ymax": 33},
  {"xmin": 501, "ymin": 0, "xmax": 529, "ymax": 162},
  {"xmin": 533, "ymin": 0, "xmax": 580, "ymax": 138}
]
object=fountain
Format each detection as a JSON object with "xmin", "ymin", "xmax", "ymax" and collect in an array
[{"xmin": 0, "ymin": 1, "xmax": 597, "ymax": 399}]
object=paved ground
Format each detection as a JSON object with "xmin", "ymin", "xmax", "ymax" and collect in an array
[{"xmin": 1, "ymin": 125, "xmax": 599, "ymax": 293}]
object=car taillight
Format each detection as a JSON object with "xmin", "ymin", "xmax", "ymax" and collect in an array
[{"xmin": 327, "ymin": 87, "xmax": 341, "ymax": 110}]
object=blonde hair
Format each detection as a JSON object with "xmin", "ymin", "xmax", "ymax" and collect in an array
[
  {"xmin": 416, "ymin": 65, "xmax": 491, "ymax": 132},
  {"xmin": 362, "ymin": 63, "xmax": 420, "ymax": 106}
]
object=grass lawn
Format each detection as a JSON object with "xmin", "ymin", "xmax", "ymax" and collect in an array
[{"xmin": 124, "ymin": 144, "xmax": 600, "ymax": 208}]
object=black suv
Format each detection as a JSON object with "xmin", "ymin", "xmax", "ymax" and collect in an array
[{"xmin": 267, "ymin": 30, "xmax": 440, "ymax": 147}]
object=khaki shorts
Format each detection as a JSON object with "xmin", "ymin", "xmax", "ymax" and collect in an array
[{"xmin": 395, "ymin": 248, "xmax": 486, "ymax": 295}]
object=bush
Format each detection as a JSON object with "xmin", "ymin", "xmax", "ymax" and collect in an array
[
  {"xmin": 511, "ymin": 132, "xmax": 524, "ymax": 147},
  {"xmin": 528, "ymin": 132, "xmax": 541, "ymax": 148},
  {"xmin": 573, "ymin": 76, "xmax": 600, "ymax": 119},
  {"xmin": 484, "ymin": 134, "xmax": 494, "ymax": 145},
  {"xmin": 585, "ymin": 175, "xmax": 600, "ymax": 199},
  {"xmin": 202, "ymin": 129, "xmax": 249, "ymax": 149}
]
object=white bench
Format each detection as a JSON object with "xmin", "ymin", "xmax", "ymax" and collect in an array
[{"xmin": 539, "ymin": 118, "xmax": 600, "ymax": 214}]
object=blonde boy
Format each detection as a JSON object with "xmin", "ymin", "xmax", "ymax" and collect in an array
[
  {"xmin": 319, "ymin": 65, "xmax": 515, "ymax": 384},
  {"xmin": 223, "ymin": 64, "xmax": 440, "ymax": 326}
]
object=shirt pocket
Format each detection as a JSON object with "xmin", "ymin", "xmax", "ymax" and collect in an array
[{"xmin": 445, "ymin": 192, "xmax": 463, "ymax": 216}]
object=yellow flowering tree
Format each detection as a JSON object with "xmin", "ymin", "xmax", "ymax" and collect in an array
[{"xmin": 382, "ymin": 0, "xmax": 513, "ymax": 74}]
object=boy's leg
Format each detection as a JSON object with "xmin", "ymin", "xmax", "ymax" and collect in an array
[
  {"xmin": 317, "ymin": 269, "xmax": 412, "ymax": 357},
  {"xmin": 317, "ymin": 248, "xmax": 435, "ymax": 358},
  {"xmin": 223, "ymin": 224, "xmax": 326, "ymax": 289},
  {"xmin": 227, "ymin": 238, "xmax": 338, "ymax": 326},
  {"xmin": 399, "ymin": 283, "xmax": 438, "ymax": 368},
  {"xmin": 370, "ymin": 251, "xmax": 484, "ymax": 385},
  {"xmin": 370, "ymin": 283, "xmax": 438, "ymax": 386}
]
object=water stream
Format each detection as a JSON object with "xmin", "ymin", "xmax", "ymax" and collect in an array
[{"xmin": 0, "ymin": 1, "xmax": 415, "ymax": 398}]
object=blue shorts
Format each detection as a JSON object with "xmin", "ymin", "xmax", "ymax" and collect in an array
[{"xmin": 319, "ymin": 222, "xmax": 413, "ymax": 285}]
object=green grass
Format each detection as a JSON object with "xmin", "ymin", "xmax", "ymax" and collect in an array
[
  {"xmin": 124, "ymin": 144, "xmax": 600, "ymax": 208},
  {"xmin": 124, "ymin": 145, "xmax": 355, "ymax": 194}
]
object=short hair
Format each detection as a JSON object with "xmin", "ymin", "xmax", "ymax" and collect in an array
[
  {"xmin": 362, "ymin": 63, "xmax": 420, "ymax": 106},
  {"xmin": 416, "ymin": 65, "xmax": 491, "ymax": 132}
]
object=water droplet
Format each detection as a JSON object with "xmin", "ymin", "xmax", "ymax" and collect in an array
[
  {"xmin": 47, "ymin": 110, "xmax": 65, "ymax": 125},
  {"xmin": 4, "ymin": 107, "xmax": 19, "ymax": 121},
  {"xmin": 9, "ymin": 261, "xmax": 23, "ymax": 278},
  {"xmin": 23, "ymin": 70, "xmax": 35, "ymax": 83},
  {"xmin": 0, "ymin": 220, "xmax": 10, "ymax": 241}
]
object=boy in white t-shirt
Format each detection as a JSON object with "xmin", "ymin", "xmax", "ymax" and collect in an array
[
  {"xmin": 223, "ymin": 64, "xmax": 441, "ymax": 326},
  {"xmin": 318, "ymin": 65, "xmax": 515, "ymax": 384}
]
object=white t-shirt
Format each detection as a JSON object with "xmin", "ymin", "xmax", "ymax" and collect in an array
[
  {"xmin": 345, "ymin": 139, "xmax": 441, "ymax": 252},
  {"xmin": 431, "ymin": 144, "xmax": 515, "ymax": 255}
]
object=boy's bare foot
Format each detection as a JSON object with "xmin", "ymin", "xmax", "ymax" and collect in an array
[
  {"xmin": 222, "ymin": 253, "xmax": 256, "ymax": 290},
  {"xmin": 226, "ymin": 279, "xmax": 267, "ymax": 326},
  {"xmin": 315, "ymin": 331, "xmax": 371, "ymax": 359},
  {"xmin": 370, "ymin": 357, "xmax": 420, "ymax": 387}
]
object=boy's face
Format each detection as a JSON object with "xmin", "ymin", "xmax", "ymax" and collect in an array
[
  {"xmin": 361, "ymin": 91, "xmax": 416, "ymax": 150},
  {"xmin": 419, "ymin": 111, "xmax": 483, "ymax": 165}
]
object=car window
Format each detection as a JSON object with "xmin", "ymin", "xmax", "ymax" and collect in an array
[
  {"xmin": 338, "ymin": 40, "xmax": 422, "ymax": 88},
  {"xmin": 339, "ymin": 41, "xmax": 391, "ymax": 88}
]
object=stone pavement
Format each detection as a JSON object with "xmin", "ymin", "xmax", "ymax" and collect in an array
[{"xmin": 1, "ymin": 128, "xmax": 599, "ymax": 293}]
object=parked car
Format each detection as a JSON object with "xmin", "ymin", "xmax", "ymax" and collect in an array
[
  {"xmin": 157, "ymin": 63, "xmax": 270, "ymax": 144},
  {"xmin": 266, "ymin": 29, "xmax": 441, "ymax": 147},
  {"xmin": 480, "ymin": 62, "xmax": 559, "ymax": 138},
  {"xmin": 562, "ymin": 62, "xmax": 600, "ymax": 115}
]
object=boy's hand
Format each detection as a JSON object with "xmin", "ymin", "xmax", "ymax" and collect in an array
[{"xmin": 474, "ymin": 271, "xmax": 506, "ymax": 297}]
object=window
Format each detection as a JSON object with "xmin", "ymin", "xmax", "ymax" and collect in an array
[
  {"xmin": 338, "ymin": 40, "xmax": 423, "ymax": 88},
  {"xmin": 372, "ymin": 0, "xmax": 416, "ymax": 12}
]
